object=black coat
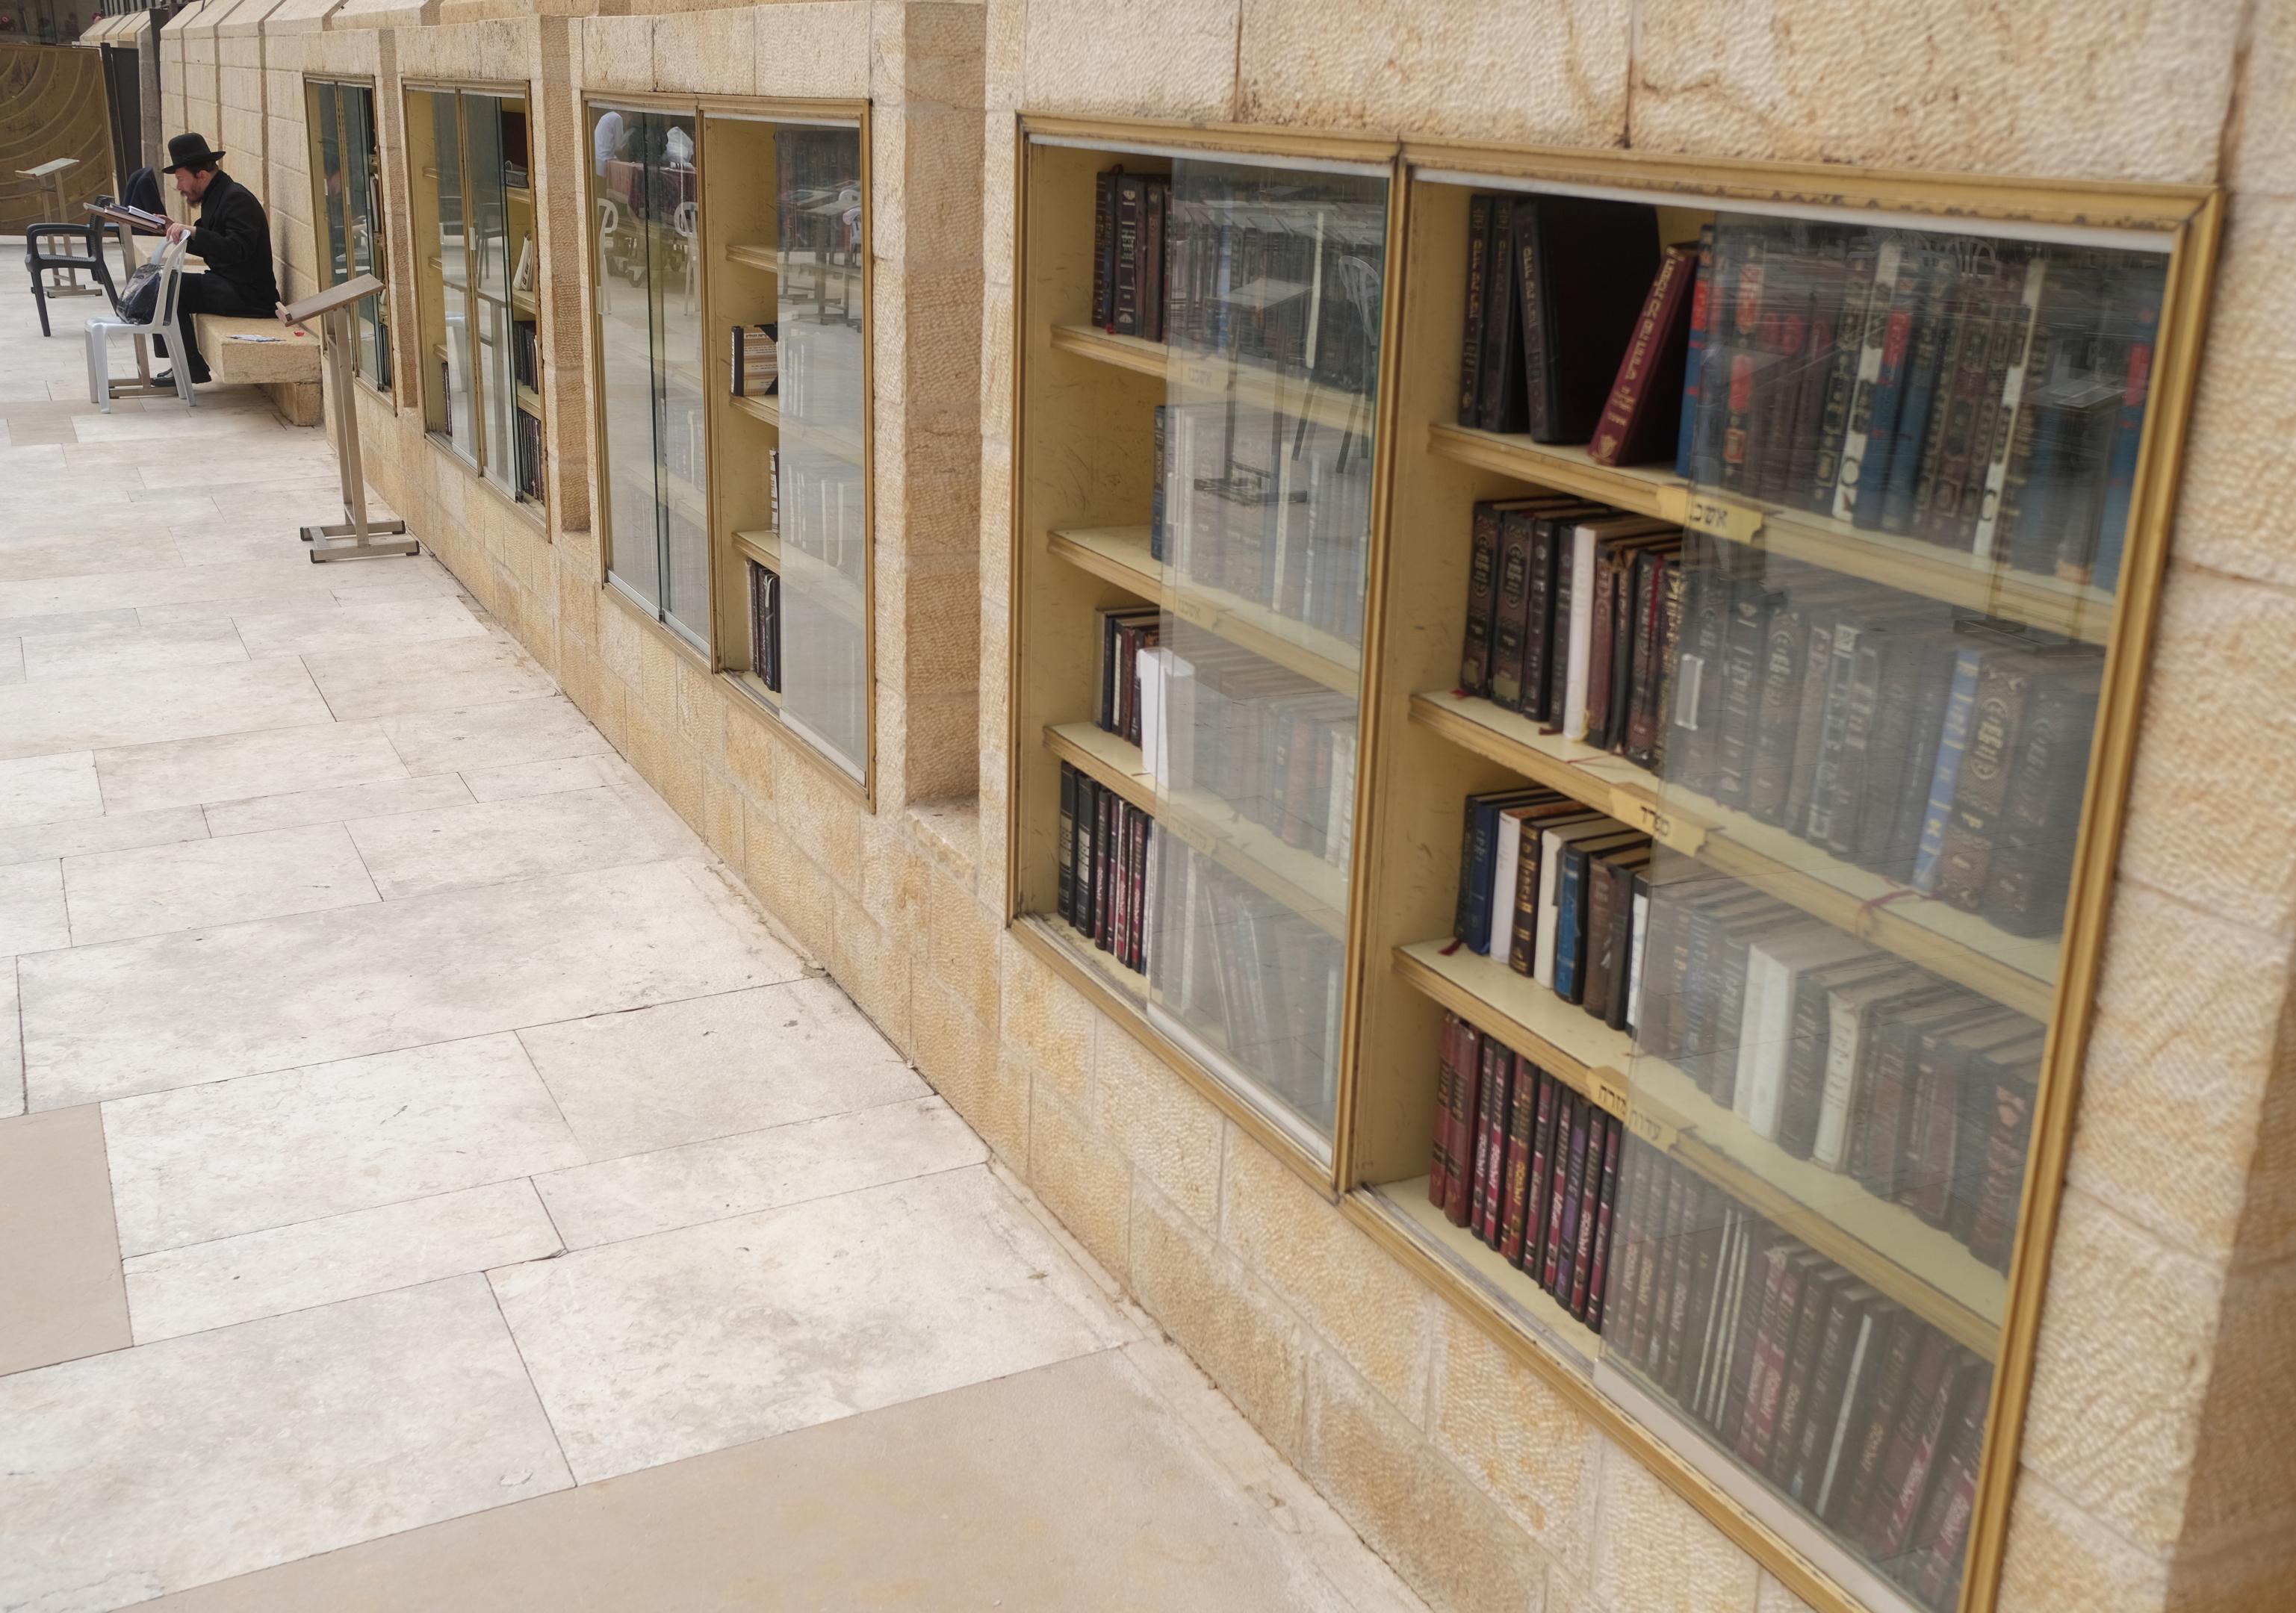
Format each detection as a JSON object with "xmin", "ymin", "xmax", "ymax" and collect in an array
[{"xmin": 187, "ymin": 170, "xmax": 280, "ymax": 309}]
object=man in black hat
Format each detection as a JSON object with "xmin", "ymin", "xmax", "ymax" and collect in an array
[{"xmin": 152, "ymin": 132, "xmax": 281, "ymax": 385}]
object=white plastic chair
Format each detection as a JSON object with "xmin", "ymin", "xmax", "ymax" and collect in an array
[
  {"xmin": 85, "ymin": 236, "xmax": 195, "ymax": 413},
  {"xmin": 674, "ymin": 199, "xmax": 698, "ymax": 314},
  {"xmin": 595, "ymin": 197, "xmax": 620, "ymax": 312}
]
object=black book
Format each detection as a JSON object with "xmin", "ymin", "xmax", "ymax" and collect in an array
[{"xmin": 1513, "ymin": 196, "xmax": 1664, "ymax": 444}]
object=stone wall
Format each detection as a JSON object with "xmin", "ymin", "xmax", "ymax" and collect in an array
[{"xmin": 162, "ymin": 4, "xmax": 2296, "ymax": 1610}]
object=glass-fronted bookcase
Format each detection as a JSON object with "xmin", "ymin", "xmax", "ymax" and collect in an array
[
  {"xmin": 406, "ymin": 84, "xmax": 544, "ymax": 514},
  {"xmin": 585, "ymin": 96, "xmax": 873, "ymax": 791},
  {"xmin": 1006, "ymin": 116, "xmax": 2221, "ymax": 1613}
]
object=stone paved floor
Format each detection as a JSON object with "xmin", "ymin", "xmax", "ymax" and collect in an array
[{"xmin": 0, "ymin": 253, "xmax": 1421, "ymax": 1613}]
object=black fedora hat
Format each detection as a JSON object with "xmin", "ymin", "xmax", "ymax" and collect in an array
[{"xmin": 162, "ymin": 133, "xmax": 225, "ymax": 173}]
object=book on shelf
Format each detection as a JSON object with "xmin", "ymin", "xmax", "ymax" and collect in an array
[
  {"xmin": 1456, "ymin": 193, "xmax": 1661, "ymax": 440},
  {"xmin": 1671, "ymin": 218, "xmax": 2163, "ymax": 585},
  {"xmin": 1159, "ymin": 400, "xmax": 1374, "ymax": 647},
  {"xmin": 1155, "ymin": 632, "xmax": 1359, "ymax": 871},
  {"xmin": 510, "ymin": 320, "xmax": 542, "ymax": 391},
  {"xmin": 747, "ymin": 559, "xmax": 781, "ymax": 692},
  {"xmin": 1159, "ymin": 835, "xmax": 1344, "ymax": 1125},
  {"xmin": 1426, "ymin": 1012, "xmax": 1617, "ymax": 1331},
  {"xmin": 1590, "ymin": 242, "xmax": 1700, "ymax": 467},
  {"xmin": 1610, "ymin": 1139, "xmax": 1988, "ymax": 1609},
  {"xmin": 1057, "ymin": 759, "xmax": 1155, "ymax": 975},
  {"xmin": 512, "ymin": 407, "xmax": 544, "ymax": 503},
  {"xmin": 730, "ymin": 323, "xmax": 779, "ymax": 397},
  {"xmin": 1096, "ymin": 604, "xmax": 1161, "ymax": 749}
]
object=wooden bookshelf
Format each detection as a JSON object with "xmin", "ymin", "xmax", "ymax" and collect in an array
[
  {"xmin": 1392, "ymin": 939, "xmax": 1631, "ymax": 1112},
  {"xmin": 733, "ymin": 527, "xmax": 781, "ymax": 570},
  {"xmin": 1047, "ymin": 524, "xmax": 1362, "ymax": 694},
  {"xmin": 514, "ymin": 383, "xmax": 542, "ymax": 419},
  {"xmin": 725, "ymin": 241, "xmax": 778, "ymax": 273},
  {"xmin": 1028, "ymin": 910, "xmax": 1149, "ymax": 1003},
  {"xmin": 1046, "ymin": 721, "xmax": 1347, "ymax": 937},
  {"xmin": 1391, "ymin": 937, "xmax": 2003, "ymax": 1354},
  {"xmin": 780, "ymin": 411, "xmax": 866, "ymax": 468},
  {"xmin": 729, "ymin": 391, "xmax": 779, "ymax": 429},
  {"xmin": 1049, "ymin": 323, "xmax": 1377, "ymax": 436},
  {"xmin": 1406, "ymin": 689, "xmax": 2061, "ymax": 1020}
]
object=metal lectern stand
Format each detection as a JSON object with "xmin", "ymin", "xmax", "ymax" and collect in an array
[{"xmin": 279, "ymin": 275, "xmax": 418, "ymax": 563}]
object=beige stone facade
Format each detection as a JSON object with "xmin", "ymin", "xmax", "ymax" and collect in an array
[{"xmin": 148, "ymin": 3, "xmax": 2295, "ymax": 1609}]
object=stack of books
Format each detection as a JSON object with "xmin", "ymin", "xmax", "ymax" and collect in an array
[
  {"xmin": 1057, "ymin": 760, "xmax": 1154, "ymax": 974},
  {"xmin": 1428, "ymin": 1012, "xmax": 1621, "ymax": 1334},
  {"xmin": 1610, "ymin": 1140, "xmax": 1992, "ymax": 1610},
  {"xmin": 730, "ymin": 323, "xmax": 778, "ymax": 397}
]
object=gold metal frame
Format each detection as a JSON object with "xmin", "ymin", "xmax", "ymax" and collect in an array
[
  {"xmin": 1005, "ymin": 111, "xmax": 2225, "ymax": 1613},
  {"xmin": 579, "ymin": 92, "xmax": 879, "ymax": 806}
]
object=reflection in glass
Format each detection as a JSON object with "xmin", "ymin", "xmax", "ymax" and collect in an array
[
  {"xmin": 338, "ymin": 86, "xmax": 388, "ymax": 387},
  {"xmin": 465, "ymin": 95, "xmax": 515, "ymax": 497},
  {"xmin": 774, "ymin": 124, "xmax": 867, "ymax": 771},
  {"xmin": 428, "ymin": 91, "xmax": 476, "ymax": 464},
  {"xmin": 1144, "ymin": 157, "xmax": 1388, "ymax": 1152},
  {"xmin": 595, "ymin": 104, "xmax": 663, "ymax": 612},
  {"xmin": 656, "ymin": 114, "xmax": 708, "ymax": 647}
]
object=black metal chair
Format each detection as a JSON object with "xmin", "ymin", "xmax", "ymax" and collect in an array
[{"xmin": 25, "ymin": 218, "xmax": 122, "ymax": 338}]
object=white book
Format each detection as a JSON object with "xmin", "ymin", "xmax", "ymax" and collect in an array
[
  {"xmin": 1138, "ymin": 647, "xmax": 1168, "ymax": 785},
  {"xmin": 1533, "ymin": 818, "xmax": 1625, "ymax": 989},
  {"xmin": 1739, "ymin": 927, "xmax": 1847, "ymax": 1140},
  {"xmin": 1562, "ymin": 522, "xmax": 1601, "ymax": 742},
  {"xmin": 1484, "ymin": 813, "xmax": 1525, "ymax": 960},
  {"xmin": 1829, "ymin": 236, "xmax": 1904, "ymax": 523},
  {"xmin": 1627, "ymin": 887, "xmax": 1651, "ymax": 1035},
  {"xmin": 1814, "ymin": 1306, "xmax": 1882, "ymax": 1517},
  {"xmin": 1812, "ymin": 972, "xmax": 1938, "ymax": 1172}
]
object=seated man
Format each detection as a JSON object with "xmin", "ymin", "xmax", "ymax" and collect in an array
[{"xmin": 149, "ymin": 132, "xmax": 280, "ymax": 385}]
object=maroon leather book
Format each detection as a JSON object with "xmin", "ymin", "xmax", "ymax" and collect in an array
[
  {"xmin": 1589, "ymin": 245, "xmax": 1698, "ymax": 466},
  {"xmin": 1428, "ymin": 1015, "xmax": 1458, "ymax": 1210},
  {"xmin": 1499, "ymin": 1063, "xmax": 1542, "ymax": 1264},
  {"xmin": 1444, "ymin": 1023, "xmax": 1485, "ymax": 1226}
]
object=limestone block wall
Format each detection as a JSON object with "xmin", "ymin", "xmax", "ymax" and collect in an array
[{"xmin": 166, "ymin": 2, "xmax": 2296, "ymax": 1611}]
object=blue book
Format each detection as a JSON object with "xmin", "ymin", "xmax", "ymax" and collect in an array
[
  {"xmin": 1676, "ymin": 223, "xmax": 1717, "ymax": 479},
  {"xmin": 1912, "ymin": 646, "xmax": 1986, "ymax": 892},
  {"xmin": 1876, "ymin": 257, "xmax": 1958, "ymax": 533},
  {"xmin": 1554, "ymin": 850, "xmax": 1586, "ymax": 1001},
  {"xmin": 1849, "ymin": 249, "xmax": 1929, "ymax": 532},
  {"xmin": 1459, "ymin": 791, "xmax": 1520, "ymax": 954}
]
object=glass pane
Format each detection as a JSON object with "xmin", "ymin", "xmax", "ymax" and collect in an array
[
  {"xmin": 311, "ymin": 83, "xmax": 348, "ymax": 290},
  {"xmin": 775, "ymin": 123, "xmax": 867, "ymax": 771},
  {"xmin": 429, "ymin": 92, "xmax": 476, "ymax": 464},
  {"xmin": 594, "ymin": 104, "xmax": 662, "ymax": 609},
  {"xmin": 1144, "ymin": 157, "xmax": 1388, "ymax": 1152},
  {"xmin": 1606, "ymin": 215, "xmax": 2159, "ymax": 1606},
  {"xmin": 339, "ymin": 86, "xmax": 388, "ymax": 390},
  {"xmin": 651, "ymin": 112, "xmax": 709, "ymax": 646},
  {"xmin": 465, "ymin": 93, "xmax": 515, "ymax": 494}
]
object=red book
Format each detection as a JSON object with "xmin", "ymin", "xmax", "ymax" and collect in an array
[
  {"xmin": 1521, "ymin": 1074, "xmax": 1561, "ymax": 1275},
  {"xmin": 1428, "ymin": 1014, "xmax": 1459, "ymax": 1210},
  {"xmin": 1444, "ymin": 1024, "xmax": 1485, "ymax": 1225},
  {"xmin": 1542, "ymin": 1094, "xmax": 1584, "ymax": 1292},
  {"xmin": 1864, "ymin": 1340, "xmax": 1980, "ymax": 1564},
  {"xmin": 1907, "ymin": 1364, "xmax": 1995, "ymax": 1606},
  {"xmin": 1479, "ymin": 1045, "xmax": 1515, "ymax": 1244},
  {"xmin": 1589, "ymin": 245, "xmax": 1699, "ymax": 467},
  {"xmin": 1498, "ymin": 1063, "xmax": 1542, "ymax": 1264},
  {"xmin": 1606, "ymin": 1141, "xmax": 1659, "ymax": 1355},
  {"xmin": 1577, "ymin": 1116, "xmax": 1622, "ymax": 1323}
]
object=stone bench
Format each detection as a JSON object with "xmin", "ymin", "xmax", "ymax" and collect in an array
[{"xmin": 192, "ymin": 313, "xmax": 323, "ymax": 426}]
